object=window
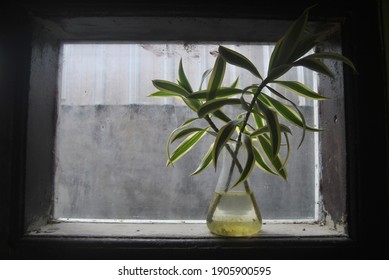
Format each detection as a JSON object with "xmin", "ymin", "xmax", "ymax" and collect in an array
[
  {"xmin": 54, "ymin": 42, "xmax": 322, "ymax": 223},
  {"xmin": 24, "ymin": 15, "xmax": 347, "ymax": 239},
  {"xmin": 4, "ymin": 1, "xmax": 388, "ymax": 260}
]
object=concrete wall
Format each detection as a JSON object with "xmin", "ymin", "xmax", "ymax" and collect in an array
[{"xmin": 54, "ymin": 104, "xmax": 316, "ymax": 220}]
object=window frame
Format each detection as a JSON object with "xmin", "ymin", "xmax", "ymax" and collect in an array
[{"xmin": 2, "ymin": 1, "xmax": 389, "ymax": 259}]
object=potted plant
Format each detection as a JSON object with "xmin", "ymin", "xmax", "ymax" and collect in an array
[{"xmin": 149, "ymin": 6, "xmax": 356, "ymax": 237}]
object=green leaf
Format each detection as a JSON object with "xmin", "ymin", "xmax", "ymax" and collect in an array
[
  {"xmin": 260, "ymin": 92, "xmax": 321, "ymax": 132},
  {"xmin": 269, "ymin": 6, "xmax": 311, "ymax": 69},
  {"xmin": 148, "ymin": 91, "xmax": 182, "ymax": 98},
  {"xmin": 170, "ymin": 127, "xmax": 209, "ymax": 144},
  {"xmin": 240, "ymin": 94, "xmax": 252, "ymax": 112},
  {"xmin": 191, "ymin": 143, "xmax": 214, "ymax": 176},
  {"xmin": 180, "ymin": 117, "xmax": 199, "ymax": 127},
  {"xmin": 252, "ymin": 111, "xmax": 287, "ymax": 179},
  {"xmin": 288, "ymin": 32, "xmax": 322, "ymax": 63},
  {"xmin": 178, "ymin": 59, "xmax": 193, "ymax": 93},
  {"xmin": 166, "ymin": 118, "xmax": 199, "ymax": 165},
  {"xmin": 268, "ymin": 38, "xmax": 284, "ymax": 73},
  {"xmin": 167, "ymin": 129, "xmax": 208, "ymax": 166},
  {"xmin": 232, "ymin": 134, "xmax": 255, "ymax": 187},
  {"xmin": 199, "ymin": 68, "xmax": 212, "ymax": 90},
  {"xmin": 213, "ymin": 119, "xmax": 242, "ymax": 169},
  {"xmin": 258, "ymin": 135, "xmax": 288, "ymax": 180},
  {"xmin": 267, "ymin": 64, "xmax": 293, "ymax": 82},
  {"xmin": 252, "ymin": 146, "xmax": 277, "ymax": 175},
  {"xmin": 273, "ymin": 80, "xmax": 329, "ymax": 100},
  {"xmin": 218, "ymin": 45, "xmax": 262, "ymax": 80},
  {"xmin": 152, "ymin": 79, "xmax": 189, "ymax": 98},
  {"xmin": 293, "ymin": 57, "xmax": 334, "ymax": 78},
  {"xmin": 251, "ymin": 124, "xmax": 292, "ymax": 138},
  {"xmin": 212, "ymin": 110, "xmax": 232, "ymax": 123},
  {"xmin": 256, "ymin": 100, "xmax": 281, "ymax": 158},
  {"xmin": 207, "ymin": 55, "xmax": 226, "ymax": 100},
  {"xmin": 189, "ymin": 87, "xmax": 243, "ymax": 100},
  {"xmin": 230, "ymin": 77, "xmax": 239, "ymax": 88},
  {"xmin": 197, "ymin": 98, "xmax": 241, "ymax": 118},
  {"xmin": 265, "ymin": 86, "xmax": 319, "ymax": 149},
  {"xmin": 252, "ymin": 111, "xmax": 265, "ymax": 129},
  {"xmin": 303, "ymin": 52, "xmax": 357, "ymax": 73},
  {"xmin": 281, "ymin": 131, "xmax": 291, "ymax": 170},
  {"xmin": 152, "ymin": 79, "xmax": 201, "ymax": 112},
  {"xmin": 183, "ymin": 98, "xmax": 202, "ymax": 112}
]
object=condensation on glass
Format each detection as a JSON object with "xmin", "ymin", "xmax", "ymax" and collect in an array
[{"xmin": 54, "ymin": 43, "xmax": 320, "ymax": 222}]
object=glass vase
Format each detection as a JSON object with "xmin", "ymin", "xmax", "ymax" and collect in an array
[{"xmin": 206, "ymin": 144, "xmax": 262, "ymax": 237}]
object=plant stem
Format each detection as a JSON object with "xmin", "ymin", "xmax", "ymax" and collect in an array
[
  {"xmin": 225, "ymin": 80, "xmax": 268, "ymax": 191},
  {"xmin": 204, "ymin": 116, "xmax": 249, "ymax": 191}
]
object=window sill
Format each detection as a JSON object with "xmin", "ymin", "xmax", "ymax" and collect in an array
[
  {"xmin": 17, "ymin": 221, "xmax": 352, "ymax": 259},
  {"xmin": 27, "ymin": 221, "xmax": 346, "ymax": 239}
]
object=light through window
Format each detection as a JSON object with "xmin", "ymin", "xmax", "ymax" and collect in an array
[{"xmin": 54, "ymin": 42, "xmax": 320, "ymax": 222}]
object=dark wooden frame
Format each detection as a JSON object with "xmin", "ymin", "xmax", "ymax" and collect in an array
[{"xmin": 1, "ymin": 0, "xmax": 388, "ymax": 259}]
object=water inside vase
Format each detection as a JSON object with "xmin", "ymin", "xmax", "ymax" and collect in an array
[{"xmin": 206, "ymin": 190, "xmax": 262, "ymax": 237}]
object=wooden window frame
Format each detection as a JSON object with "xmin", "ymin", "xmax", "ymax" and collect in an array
[{"xmin": 1, "ymin": 1, "xmax": 388, "ymax": 259}]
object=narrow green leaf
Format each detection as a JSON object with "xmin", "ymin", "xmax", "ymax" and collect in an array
[
  {"xmin": 259, "ymin": 92, "xmax": 321, "ymax": 132},
  {"xmin": 218, "ymin": 45, "xmax": 262, "ymax": 80},
  {"xmin": 171, "ymin": 127, "xmax": 208, "ymax": 144},
  {"xmin": 182, "ymin": 97, "xmax": 202, "ymax": 112},
  {"xmin": 273, "ymin": 80, "xmax": 329, "ymax": 100},
  {"xmin": 252, "ymin": 145, "xmax": 278, "ymax": 175},
  {"xmin": 268, "ymin": 38, "xmax": 284, "ymax": 72},
  {"xmin": 267, "ymin": 64, "xmax": 293, "ymax": 82},
  {"xmin": 199, "ymin": 68, "xmax": 212, "ymax": 90},
  {"xmin": 152, "ymin": 79, "xmax": 189, "ymax": 98},
  {"xmin": 252, "ymin": 111, "xmax": 265, "ymax": 129},
  {"xmin": 212, "ymin": 109, "xmax": 232, "ymax": 123},
  {"xmin": 188, "ymin": 89, "xmax": 208, "ymax": 100},
  {"xmin": 303, "ymin": 52, "xmax": 357, "ymax": 73},
  {"xmin": 288, "ymin": 32, "xmax": 322, "ymax": 63},
  {"xmin": 180, "ymin": 117, "xmax": 199, "ymax": 127},
  {"xmin": 213, "ymin": 119, "xmax": 242, "ymax": 169},
  {"xmin": 251, "ymin": 124, "xmax": 292, "ymax": 138},
  {"xmin": 189, "ymin": 87, "xmax": 243, "ymax": 100},
  {"xmin": 240, "ymin": 94, "xmax": 252, "ymax": 112},
  {"xmin": 252, "ymin": 112, "xmax": 286, "ymax": 177},
  {"xmin": 266, "ymin": 87, "xmax": 321, "ymax": 147},
  {"xmin": 256, "ymin": 100, "xmax": 281, "ymax": 158},
  {"xmin": 197, "ymin": 98, "xmax": 241, "ymax": 118},
  {"xmin": 167, "ymin": 130, "xmax": 207, "ymax": 166},
  {"xmin": 281, "ymin": 132, "xmax": 291, "ymax": 170},
  {"xmin": 191, "ymin": 143, "xmax": 214, "ymax": 176},
  {"xmin": 148, "ymin": 87, "xmax": 200, "ymax": 112},
  {"xmin": 293, "ymin": 57, "xmax": 335, "ymax": 78},
  {"xmin": 258, "ymin": 135, "xmax": 288, "ymax": 180},
  {"xmin": 230, "ymin": 77, "xmax": 239, "ymax": 88},
  {"xmin": 166, "ymin": 118, "xmax": 199, "ymax": 165},
  {"xmin": 269, "ymin": 6, "xmax": 310, "ymax": 69},
  {"xmin": 207, "ymin": 55, "xmax": 226, "ymax": 100},
  {"xmin": 265, "ymin": 86, "xmax": 320, "ymax": 149},
  {"xmin": 233, "ymin": 134, "xmax": 255, "ymax": 187},
  {"xmin": 148, "ymin": 91, "xmax": 181, "ymax": 98},
  {"xmin": 178, "ymin": 59, "xmax": 193, "ymax": 93}
]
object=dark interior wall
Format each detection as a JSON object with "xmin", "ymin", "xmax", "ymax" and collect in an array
[
  {"xmin": 0, "ymin": 4, "xmax": 31, "ymax": 258},
  {"xmin": 1, "ymin": 0, "xmax": 388, "ymax": 259},
  {"xmin": 381, "ymin": 0, "xmax": 389, "ymax": 258}
]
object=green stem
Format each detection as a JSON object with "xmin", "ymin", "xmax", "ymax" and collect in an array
[
  {"xmin": 225, "ymin": 80, "xmax": 268, "ymax": 191},
  {"xmin": 204, "ymin": 77, "xmax": 267, "ymax": 193},
  {"xmin": 204, "ymin": 116, "xmax": 249, "ymax": 192}
]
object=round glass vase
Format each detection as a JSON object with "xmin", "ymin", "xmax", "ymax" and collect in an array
[{"xmin": 206, "ymin": 143, "xmax": 262, "ymax": 237}]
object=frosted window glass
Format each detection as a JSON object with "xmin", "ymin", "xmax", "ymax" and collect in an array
[{"xmin": 54, "ymin": 43, "xmax": 319, "ymax": 221}]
